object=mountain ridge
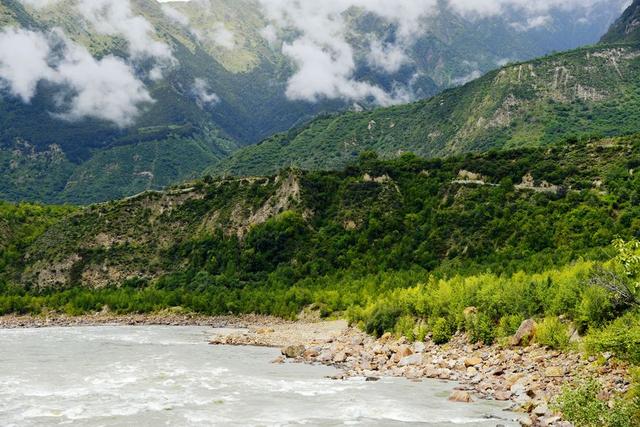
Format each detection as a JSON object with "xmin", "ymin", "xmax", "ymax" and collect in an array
[{"xmin": 214, "ymin": 43, "xmax": 640, "ymax": 177}]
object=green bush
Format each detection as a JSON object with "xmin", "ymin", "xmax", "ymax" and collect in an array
[
  {"xmin": 465, "ymin": 313, "xmax": 496, "ymax": 345},
  {"xmin": 496, "ymin": 314, "xmax": 525, "ymax": 338},
  {"xmin": 364, "ymin": 304, "xmax": 402, "ymax": 338},
  {"xmin": 431, "ymin": 317, "xmax": 454, "ymax": 344},
  {"xmin": 535, "ymin": 317, "xmax": 570, "ymax": 350},
  {"xmin": 555, "ymin": 379, "xmax": 640, "ymax": 427},
  {"xmin": 394, "ymin": 315, "xmax": 416, "ymax": 341},
  {"xmin": 586, "ymin": 313, "xmax": 640, "ymax": 364}
]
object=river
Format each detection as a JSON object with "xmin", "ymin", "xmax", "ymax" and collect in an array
[{"xmin": 0, "ymin": 326, "xmax": 520, "ymax": 426}]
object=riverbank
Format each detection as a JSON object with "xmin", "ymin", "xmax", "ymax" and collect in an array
[
  {"xmin": 0, "ymin": 312, "xmax": 291, "ymax": 329},
  {"xmin": 2, "ymin": 314, "xmax": 631, "ymax": 426},
  {"xmin": 209, "ymin": 319, "xmax": 632, "ymax": 427}
]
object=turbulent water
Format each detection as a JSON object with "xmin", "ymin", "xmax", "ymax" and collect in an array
[{"xmin": 0, "ymin": 326, "xmax": 520, "ymax": 426}]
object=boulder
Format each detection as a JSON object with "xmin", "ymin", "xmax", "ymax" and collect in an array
[
  {"xmin": 464, "ymin": 357, "xmax": 483, "ymax": 367},
  {"xmin": 271, "ymin": 355, "xmax": 285, "ymax": 364},
  {"xmin": 448, "ymin": 390, "xmax": 473, "ymax": 403},
  {"xmin": 398, "ymin": 353, "xmax": 422, "ymax": 367},
  {"xmin": 533, "ymin": 404, "xmax": 549, "ymax": 416},
  {"xmin": 511, "ymin": 319, "xmax": 537, "ymax": 346},
  {"xmin": 282, "ymin": 345, "xmax": 306, "ymax": 359},
  {"xmin": 397, "ymin": 345, "xmax": 413, "ymax": 358},
  {"xmin": 413, "ymin": 341, "xmax": 426, "ymax": 353},
  {"xmin": 544, "ymin": 366, "xmax": 564, "ymax": 378},
  {"xmin": 333, "ymin": 351, "xmax": 348, "ymax": 363}
]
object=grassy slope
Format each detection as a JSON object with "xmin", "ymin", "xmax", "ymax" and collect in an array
[{"xmin": 216, "ymin": 44, "xmax": 640, "ymax": 176}]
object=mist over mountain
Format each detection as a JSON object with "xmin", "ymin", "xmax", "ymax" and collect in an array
[{"xmin": 0, "ymin": 0, "xmax": 631, "ymax": 203}]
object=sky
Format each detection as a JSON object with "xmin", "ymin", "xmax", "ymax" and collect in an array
[{"xmin": 0, "ymin": 0, "xmax": 632, "ymax": 127}]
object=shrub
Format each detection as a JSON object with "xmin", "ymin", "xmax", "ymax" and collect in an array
[
  {"xmin": 576, "ymin": 285, "xmax": 614, "ymax": 333},
  {"xmin": 555, "ymin": 379, "xmax": 640, "ymax": 427},
  {"xmin": 496, "ymin": 314, "xmax": 525, "ymax": 338},
  {"xmin": 431, "ymin": 317, "xmax": 453, "ymax": 345},
  {"xmin": 465, "ymin": 313, "xmax": 496, "ymax": 345},
  {"xmin": 364, "ymin": 304, "xmax": 402, "ymax": 337},
  {"xmin": 535, "ymin": 317, "xmax": 570, "ymax": 350},
  {"xmin": 394, "ymin": 315, "xmax": 416, "ymax": 341},
  {"xmin": 586, "ymin": 313, "xmax": 640, "ymax": 364}
]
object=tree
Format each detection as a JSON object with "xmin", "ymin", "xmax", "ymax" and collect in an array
[{"xmin": 589, "ymin": 239, "xmax": 640, "ymax": 308}]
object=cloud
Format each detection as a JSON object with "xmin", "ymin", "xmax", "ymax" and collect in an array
[
  {"xmin": 256, "ymin": 0, "xmax": 438, "ymax": 106},
  {"xmin": 254, "ymin": 0, "xmax": 624, "ymax": 105},
  {"xmin": 367, "ymin": 39, "xmax": 409, "ymax": 74},
  {"xmin": 0, "ymin": 27, "xmax": 152, "ymax": 127},
  {"xmin": 76, "ymin": 0, "xmax": 173, "ymax": 61},
  {"xmin": 19, "ymin": 0, "xmax": 173, "ymax": 62},
  {"xmin": 192, "ymin": 78, "xmax": 219, "ymax": 109},
  {"xmin": 0, "ymin": 27, "xmax": 54, "ymax": 102},
  {"xmin": 160, "ymin": 4, "xmax": 190, "ymax": 26},
  {"xmin": 510, "ymin": 15, "xmax": 552, "ymax": 32}
]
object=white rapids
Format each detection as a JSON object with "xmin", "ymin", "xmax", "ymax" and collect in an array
[{"xmin": 0, "ymin": 326, "xmax": 521, "ymax": 426}]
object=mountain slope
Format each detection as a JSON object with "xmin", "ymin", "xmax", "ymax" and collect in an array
[
  {"xmin": 216, "ymin": 43, "xmax": 640, "ymax": 177},
  {"xmin": 601, "ymin": 0, "xmax": 640, "ymax": 44},
  {"xmin": 0, "ymin": 0, "xmax": 630, "ymax": 203},
  {"xmin": 5, "ymin": 135, "xmax": 639, "ymax": 289}
]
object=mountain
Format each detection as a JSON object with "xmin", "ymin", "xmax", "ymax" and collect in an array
[
  {"xmin": 3, "ymin": 135, "xmax": 639, "ymax": 290},
  {"xmin": 214, "ymin": 42, "xmax": 640, "ymax": 177},
  {"xmin": 601, "ymin": 0, "xmax": 640, "ymax": 44},
  {"xmin": 0, "ymin": 0, "xmax": 629, "ymax": 204}
]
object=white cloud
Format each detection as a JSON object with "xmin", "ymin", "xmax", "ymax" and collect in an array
[
  {"xmin": 192, "ymin": 78, "xmax": 219, "ymax": 109},
  {"xmin": 367, "ymin": 39, "xmax": 409, "ymax": 74},
  {"xmin": 209, "ymin": 22, "xmax": 235, "ymax": 49},
  {"xmin": 254, "ymin": 0, "xmax": 623, "ymax": 105},
  {"xmin": 256, "ymin": 0, "xmax": 439, "ymax": 105},
  {"xmin": 0, "ymin": 28, "xmax": 152, "ymax": 127},
  {"xmin": 76, "ymin": 0, "xmax": 173, "ymax": 61},
  {"xmin": 161, "ymin": 4, "xmax": 190, "ymax": 26},
  {"xmin": 0, "ymin": 28, "xmax": 54, "ymax": 102},
  {"xmin": 510, "ymin": 15, "xmax": 552, "ymax": 32}
]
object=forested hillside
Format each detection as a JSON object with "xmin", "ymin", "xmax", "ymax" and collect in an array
[
  {"xmin": 1, "ymin": 135, "xmax": 638, "ymax": 291},
  {"xmin": 217, "ymin": 44, "xmax": 640, "ymax": 176}
]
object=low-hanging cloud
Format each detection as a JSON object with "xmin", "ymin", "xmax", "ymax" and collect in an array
[
  {"xmin": 20, "ymin": 0, "xmax": 174, "ymax": 63},
  {"xmin": 255, "ymin": 0, "xmax": 628, "ymax": 105},
  {"xmin": 0, "ymin": 27, "xmax": 152, "ymax": 127},
  {"xmin": 192, "ymin": 78, "xmax": 220, "ymax": 109}
]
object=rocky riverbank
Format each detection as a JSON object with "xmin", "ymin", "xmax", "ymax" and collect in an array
[
  {"xmin": 0, "ymin": 313, "xmax": 290, "ymax": 329},
  {"xmin": 209, "ymin": 320, "xmax": 632, "ymax": 427}
]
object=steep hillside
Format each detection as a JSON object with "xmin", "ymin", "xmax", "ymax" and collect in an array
[
  {"xmin": 0, "ymin": 0, "xmax": 628, "ymax": 204},
  {"xmin": 601, "ymin": 0, "xmax": 640, "ymax": 44},
  {"xmin": 217, "ymin": 44, "xmax": 640, "ymax": 176},
  {"xmin": 8, "ymin": 135, "xmax": 640, "ymax": 289}
]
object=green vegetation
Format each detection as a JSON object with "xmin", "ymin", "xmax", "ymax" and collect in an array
[
  {"xmin": 217, "ymin": 43, "xmax": 640, "ymax": 177},
  {"xmin": 555, "ymin": 376, "xmax": 640, "ymax": 427},
  {"xmin": 0, "ymin": 137, "xmax": 639, "ymax": 361},
  {"xmin": 1, "ymin": 0, "xmax": 630, "ymax": 204}
]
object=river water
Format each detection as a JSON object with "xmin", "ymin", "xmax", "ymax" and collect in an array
[{"xmin": 0, "ymin": 326, "xmax": 520, "ymax": 426}]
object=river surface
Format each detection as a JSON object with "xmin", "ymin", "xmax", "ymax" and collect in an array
[{"xmin": 0, "ymin": 326, "xmax": 520, "ymax": 426}]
